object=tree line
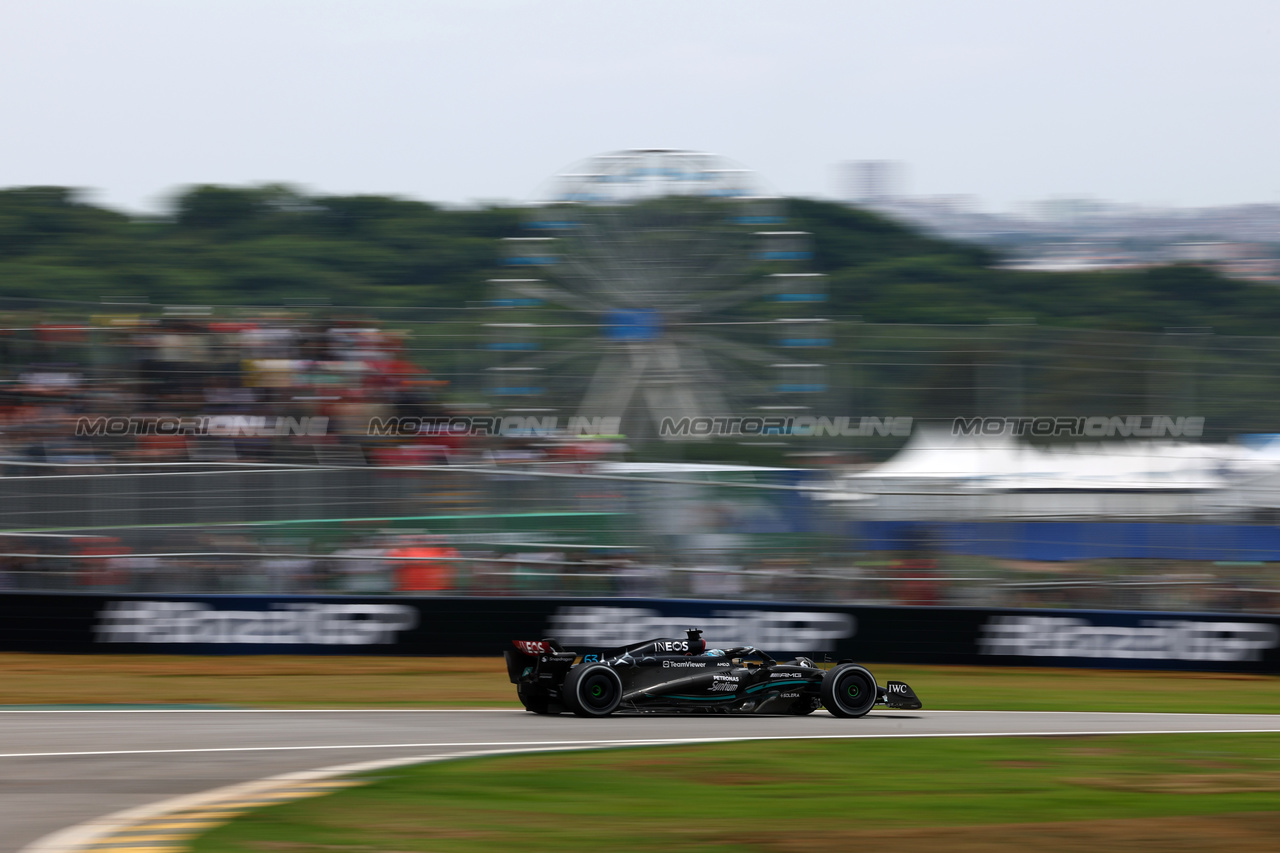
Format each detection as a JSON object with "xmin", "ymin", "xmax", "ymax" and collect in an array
[{"xmin": 0, "ymin": 184, "xmax": 1273, "ymax": 335}]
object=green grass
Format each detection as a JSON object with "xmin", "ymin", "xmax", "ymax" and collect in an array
[{"xmin": 192, "ymin": 734, "xmax": 1280, "ymax": 852}]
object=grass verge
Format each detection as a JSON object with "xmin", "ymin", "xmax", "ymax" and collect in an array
[
  {"xmin": 1, "ymin": 654, "xmax": 1278, "ymax": 712},
  {"xmin": 191, "ymin": 733, "xmax": 1280, "ymax": 852},
  {"xmin": 0, "ymin": 654, "xmax": 516, "ymax": 708}
]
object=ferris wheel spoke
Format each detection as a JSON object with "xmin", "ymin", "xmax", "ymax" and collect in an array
[
  {"xmin": 672, "ymin": 276, "xmax": 777, "ymax": 317},
  {"xmin": 691, "ymin": 242, "xmax": 756, "ymax": 290},
  {"xmin": 518, "ymin": 344, "xmax": 599, "ymax": 371},
  {"xmin": 576, "ymin": 348, "xmax": 649, "ymax": 420},
  {"xmin": 546, "ymin": 255, "xmax": 616, "ymax": 304},
  {"xmin": 499, "ymin": 280, "xmax": 608, "ymax": 315},
  {"xmin": 646, "ymin": 342, "xmax": 727, "ymax": 421},
  {"xmin": 674, "ymin": 330, "xmax": 777, "ymax": 366},
  {"xmin": 575, "ymin": 221, "xmax": 650, "ymax": 305}
]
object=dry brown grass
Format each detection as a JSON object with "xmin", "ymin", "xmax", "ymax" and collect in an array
[{"xmin": 0, "ymin": 653, "xmax": 518, "ymax": 707}]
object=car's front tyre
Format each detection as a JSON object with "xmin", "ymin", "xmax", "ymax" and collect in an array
[
  {"xmin": 563, "ymin": 663, "xmax": 623, "ymax": 717},
  {"xmin": 820, "ymin": 663, "xmax": 878, "ymax": 718}
]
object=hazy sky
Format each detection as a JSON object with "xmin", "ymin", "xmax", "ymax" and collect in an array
[{"xmin": 3, "ymin": 1, "xmax": 1277, "ymax": 214}]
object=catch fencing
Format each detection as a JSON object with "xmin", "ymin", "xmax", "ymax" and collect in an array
[{"xmin": 3, "ymin": 461, "xmax": 1280, "ymax": 614}]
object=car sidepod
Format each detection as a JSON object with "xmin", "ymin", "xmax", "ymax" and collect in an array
[{"xmin": 616, "ymin": 657, "xmax": 823, "ymax": 715}]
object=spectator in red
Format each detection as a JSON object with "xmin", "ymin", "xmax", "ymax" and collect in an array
[{"xmin": 391, "ymin": 536, "xmax": 458, "ymax": 593}]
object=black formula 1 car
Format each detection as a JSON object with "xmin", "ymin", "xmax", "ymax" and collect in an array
[{"xmin": 505, "ymin": 629, "xmax": 921, "ymax": 717}]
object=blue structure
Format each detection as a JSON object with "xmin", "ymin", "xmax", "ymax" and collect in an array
[
  {"xmin": 606, "ymin": 309, "xmax": 663, "ymax": 342},
  {"xmin": 857, "ymin": 520, "xmax": 1280, "ymax": 561}
]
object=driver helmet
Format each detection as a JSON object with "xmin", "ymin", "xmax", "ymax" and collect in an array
[{"xmin": 705, "ymin": 648, "xmax": 726, "ymax": 657}]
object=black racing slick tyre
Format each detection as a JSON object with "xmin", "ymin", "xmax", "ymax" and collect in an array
[
  {"xmin": 821, "ymin": 663, "xmax": 878, "ymax": 718},
  {"xmin": 564, "ymin": 664, "xmax": 623, "ymax": 717}
]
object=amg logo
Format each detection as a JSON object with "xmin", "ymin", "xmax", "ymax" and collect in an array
[
  {"xmin": 550, "ymin": 607, "xmax": 855, "ymax": 651},
  {"xmin": 95, "ymin": 601, "xmax": 417, "ymax": 645},
  {"xmin": 979, "ymin": 616, "xmax": 1279, "ymax": 662}
]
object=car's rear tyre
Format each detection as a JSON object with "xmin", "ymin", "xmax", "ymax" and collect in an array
[
  {"xmin": 564, "ymin": 664, "xmax": 623, "ymax": 717},
  {"xmin": 821, "ymin": 664, "xmax": 877, "ymax": 718}
]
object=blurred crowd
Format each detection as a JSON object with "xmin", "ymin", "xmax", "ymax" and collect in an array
[
  {"xmin": 1, "ymin": 529, "xmax": 1277, "ymax": 613},
  {"xmin": 0, "ymin": 313, "xmax": 517, "ymax": 467}
]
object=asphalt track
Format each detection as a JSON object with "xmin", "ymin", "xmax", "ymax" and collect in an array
[{"xmin": 6, "ymin": 708, "xmax": 1280, "ymax": 852}]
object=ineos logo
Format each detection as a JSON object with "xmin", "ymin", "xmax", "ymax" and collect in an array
[{"xmin": 656, "ymin": 640, "xmax": 689, "ymax": 652}]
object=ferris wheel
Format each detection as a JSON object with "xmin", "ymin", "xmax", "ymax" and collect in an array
[{"xmin": 486, "ymin": 149, "xmax": 832, "ymax": 439}]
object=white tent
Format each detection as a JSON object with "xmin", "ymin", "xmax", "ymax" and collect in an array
[{"xmin": 819, "ymin": 428, "xmax": 1280, "ymax": 520}]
